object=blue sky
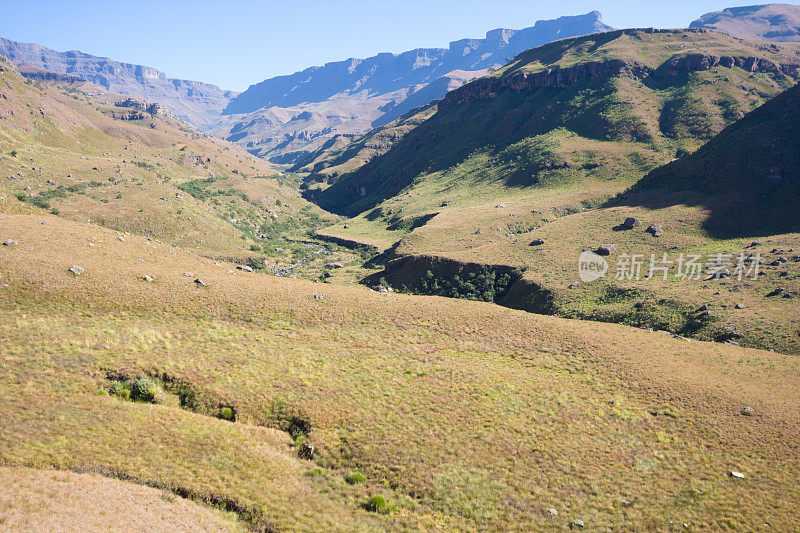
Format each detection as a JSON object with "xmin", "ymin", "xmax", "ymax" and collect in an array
[{"xmin": 0, "ymin": 0, "xmax": 796, "ymax": 91}]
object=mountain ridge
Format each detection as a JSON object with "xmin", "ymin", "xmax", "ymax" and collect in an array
[
  {"xmin": 0, "ymin": 37, "xmax": 236, "ymax": 129},
  {"xmin": 690, "ymin": 3, "xmax": 800, "ymax": 41},
  {"xmin": 214, "ymin": 11, "xmax": 613, "ymax": 162}
]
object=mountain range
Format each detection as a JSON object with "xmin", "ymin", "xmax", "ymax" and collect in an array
[
  {"xmin": 0, "ymin": 37, "xmax": 236, "ymax": 129},
  {"xmin": 210, "ymin": 11, "xmax": 613, "ymax": 162}
]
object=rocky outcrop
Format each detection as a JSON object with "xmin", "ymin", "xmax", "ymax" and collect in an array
[
  {"xmin": 224, "ymin": 12, "xmax": 612, "ymax": 115},
  {"xmin": 441, "ymin": 59, "xmax": 652, "ymax": 106},
  {"xmin": 115, "ymin": 97, "xmax": 169, "ymax": 117},
  {"xmin": 651, "ymin": 52, "xmax": 800, "ymax": 79},
  {"xmin": 15, "ymin": 63, "xmax": 85, "ymax": 84}
]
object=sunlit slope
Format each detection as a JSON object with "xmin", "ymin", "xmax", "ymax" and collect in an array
[
  {"xmin": 0, "ymin": 56, "xmax": 333, "ymax": 259},
  {"xmin": 2, "ymin": 205, "xmax": 800, "ymax": 530},
  {"xmin": 315, "ymin": 29, "xmax": 800, "ymax": 217},
  {"xmin": 0, "ymin": 467, "xmax": 244, "ymax": 532}
]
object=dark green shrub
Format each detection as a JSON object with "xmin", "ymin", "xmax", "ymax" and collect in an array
[
  {"xmin": 218, "ymin": 406, "xmax": 235, "ymax": 421},
  {"xmin": 345, "ymin": 471, "xmax": 366, "ymax": 485},
  {"xmin": 109, "ymin": 380, "xmax": 131, "ymax": 400},
  {"xmin": 131, "ymin": 378, "xmax": 158, "ymax": 403},
  {"xmin": 362, "ymin": 495, "xmax": 393, "ymax": 514}
]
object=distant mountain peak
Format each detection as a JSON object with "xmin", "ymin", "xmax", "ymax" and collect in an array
[
  {"xmin": 216, "ymin": 11, "xmax": 612, "ymax": 162},
  {"xmin": 690, "ymin": 3, "xmax": 800, "ymax": 41}
]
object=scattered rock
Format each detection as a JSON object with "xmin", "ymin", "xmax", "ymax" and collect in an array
[
  {"xmin": 141, "ymin": 275, "xmax": 154, "ymax": 282},
  {"xmin": 440, "ymin": 200, "xmax": 451, "ymax": 207},
  {"xmin": 182, "ymin": 272, "xmax": 194, "ymax": 277},
  {"xmin": 623, "ymin": 217, "xmax": 642, "ymax": 229},
  {"xmin": 571, "ymin": 520, "xmax": 585, "ymax": 529},
  {"xmin": 495, "ymin": 203, "xmax": 506, "ymax": 208},
  {"xmin": 313, "ymin": 294, "xmax": 324, "ymax": 300},
  {"xmin": 748, "ymin": 241, "xmax": 761, "ymax": 248},
  {"xmin": 696, "ymin": 304, "xmax": 709, "ymax": 312},
  {"xmin": 767, "ymin": 287, "xmax": 785, "ymax": 297},
  {"xmin": 68, "ymin": 266, "xmax": 84, "ymax": 276},
  {"xmin": 735, "ymin": 303, "xmax": 746, "ymax": 309},
  {"xmin": 568, "ymin": 282, "xmax": 580, "ymax": 289},
  {"xmin": 2, "ymin": 239, "xmax": 18, "ymax": 246},
  {"xmin": 741, "ymin": 407, "xmax": 755, "ymax": 416},
  {"xmin": 193, "ymin": 278, "xmax": 207, "ymax": 287},
  {"xmin": 299, "ymin": 442, "xmax": 315, "ymax": 460},
  {"xmin": 730, "ymin": 471, "xmax": 745, "ymax": 479},
  {"xmin": 530, "ymin": 239, "xmax": 545, "ymax": 246},
  {"xmin": 706, "ymin": 269, "xmax": 731, "ymax": 280},
  {"xmin": 237, "ymin": 265, "xmax": 254, "ymax": 273},
  {"xmin": 548, "ymin": 508, "xmax": 558, "ymax": 516},
  {"xmin": 118, "ymin": 236, "xmax": 125, "ymax": 242},
  {"xmin": 46, "ymin": 179, "xmax": 55, "ymax": 185},
  {"xmin": 646, "ymin": 224, "xmax": 663, "ymax": 237},
  {"xmin": 596, "ymin": 244, "xmax": 617, "ymax": 256},
  {"xmin": 325, "ymin": 262, "xmax": 344, "ymax": 269}
]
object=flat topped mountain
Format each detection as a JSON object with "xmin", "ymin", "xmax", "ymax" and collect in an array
[
  {"xmin": 213, "ymin": 11, "xmax": 612, "ymax": 162},
  {"xmin": 690, "ymin": 3, "xmax": 800, "ymax": 41},
  {"xmin": 0, "ymin": 37, "xmax": 236, "ymax": 128},
  {"xmin": 224, "ymin": 11, "xmax": 611, "ymax": 115}
]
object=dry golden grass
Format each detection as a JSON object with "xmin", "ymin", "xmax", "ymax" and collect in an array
[
  {"xmin": 2, "ymin": 206, "xmax": 800, "ymax": 530},
  {"xmin": 0, "ymin": 58, "xmax": 334, "ymax": 263},
  {"xmin": 0, "ymin": 467, "xmax": 244, "ymax": 532}
]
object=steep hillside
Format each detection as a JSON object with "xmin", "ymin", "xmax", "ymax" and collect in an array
[
  {"xmin": 691, "ymin": 3, "xmax": 800, "ymax": 42},
  {"xmin": 314, "ymin": 29, "xmax": 800, "ymax": 216},
  {"xmin": 0, "ymin": 55, "xmax": 339, "ymax": 269},
  {"xmin": 293, "ymin": 104, "xmax": 437, "ymax": 183},
  {"xmin": 214, "ymin": 12, "xmax": 612, "ymax": 162},
  {"xmin": 625, "ymin": 79, "xmax": 800, "ymax": 236},
  {"xmin": 308, "ymin": 30, "xmax": 800, "ymax": 354},
  {"xmin": 3, "ymin": 208, "xmax": 800, "ymax": 529},
  {"xmin": 0, "ymin": 37, "xmax": 236, "ymax": 129}
]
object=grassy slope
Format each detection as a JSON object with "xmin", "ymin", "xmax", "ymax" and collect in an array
[
  {"xmin": 314, "ymin": 29, "xmax": 800, "ymax": 218},
  {"xmin": 624, "ymin": 77, "xmax": 800, "ymax": 236},
  {"xmin": 306, "ymin": 30, "xmax": 800, "ymax": 353},
  {"xmin": 2, "ymin": 203, "xmax": 800, "ymax": 530},
  {"xmin": 0, "ymin": 56, "xmax": 336, "ymax": 267},
  {"xmin": 0, "ymin": 467, "xmax": 244, "ymax": 531}
]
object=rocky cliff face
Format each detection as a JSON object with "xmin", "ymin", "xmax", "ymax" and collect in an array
[
  {"xmin": 442, "ymin": 30, "xmax": 800, "ymax": 108},
  {"xmin": 216, "ymin": 11, "xmax": 612, "ymax": 162},
  {"xmin": 690, "ymin": 4, "xmax": 800, "ymax": 42},
  {"xmin": 0, "ymin": 38, "xmax": 236, "ymax": 129}
]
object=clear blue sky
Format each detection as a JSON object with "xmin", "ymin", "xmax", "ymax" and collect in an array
[{"xmin": 0, "ymin": 0, "xmax": 796, "ymax": 91}]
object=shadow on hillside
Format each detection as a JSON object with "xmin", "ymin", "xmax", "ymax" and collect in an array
[{"xmin": 612, "ymin": 189, "xmax": 800, "ymax": 239}]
